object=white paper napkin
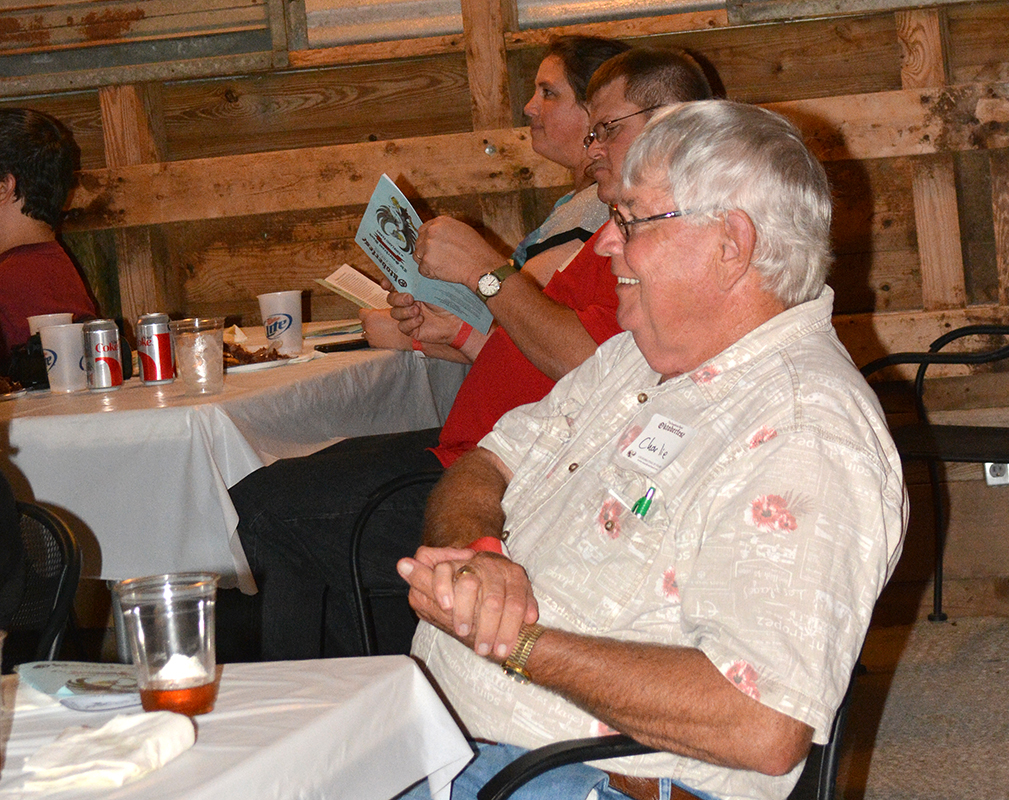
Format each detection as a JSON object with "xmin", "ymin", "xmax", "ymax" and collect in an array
[{"xmin": 4, "ymin": 711, "xmax": 195, "ymax": 795}]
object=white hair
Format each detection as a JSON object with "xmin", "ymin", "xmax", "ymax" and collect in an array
[{"xmin": 622, "ymin": 100, "xmax": 833, "ymax": 308}]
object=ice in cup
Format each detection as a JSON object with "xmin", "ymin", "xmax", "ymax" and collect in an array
[
  {"xmin": 170, "ymin": 317, "xmax": 224, "ymax": 395},
  {"xmin": 39, "ymin": 323, "xmax": 87, "ymax": 393},
  {"xmin": 114, "ymin": 572, "xmax": 220, "ymax": 716},
  {"xmin": 27, "ymin": 312, "xmax": 73, "ymax": 336},
  {"xmin": 257, "ymin": 290, "xmax": 303, "ymax": 356}
]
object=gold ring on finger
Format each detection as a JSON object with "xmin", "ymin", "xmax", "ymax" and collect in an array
[{"xmin": 453, "ymin": 564, "xmax": 477, "ymax": 583}]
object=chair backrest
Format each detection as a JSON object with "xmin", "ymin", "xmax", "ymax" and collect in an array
[{"xmin": 2, "ymin": 502, "xmax": 81, "ymax": 670}]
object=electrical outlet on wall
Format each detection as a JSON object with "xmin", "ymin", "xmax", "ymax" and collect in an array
[{"xmin": 984, "ymin": 463, "xmax": 1009, "ymax": 486}]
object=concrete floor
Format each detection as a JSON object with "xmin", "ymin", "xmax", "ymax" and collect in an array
[{"xmin": 837, "ymin": 616, "xmax": 1009, "ymax": 800}]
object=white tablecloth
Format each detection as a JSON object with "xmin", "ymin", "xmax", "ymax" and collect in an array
[
  {"xmin": 0, "ymin": 341, "xmax": 466, "ymax": 591},
  {"xmin": 0, "ymin": 657, "xmax": 474, "ymax": 800}
]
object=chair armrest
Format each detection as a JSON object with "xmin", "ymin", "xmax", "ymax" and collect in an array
[{"xmin": 476, "ymin": 735, "xmax": 655, "ymax": 800}]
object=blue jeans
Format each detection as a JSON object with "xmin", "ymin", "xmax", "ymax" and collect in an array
[
  {"xmin": 230, "ymin": 427, "xmax": 443, "ymax": 659},
  {"xmin": 397, "ymin": 742, "xmax": 719, "ymax": 800}
]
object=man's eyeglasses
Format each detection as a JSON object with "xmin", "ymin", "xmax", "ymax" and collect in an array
[
  {"xmin": 583, "ymin": 105, "xmax": 662, "ymax": 149},
  {"xmin": 609, "ymin": 204, "xmax": 691, "ymax": 241}
]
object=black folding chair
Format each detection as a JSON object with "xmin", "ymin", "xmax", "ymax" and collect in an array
[
  {"xmin": 348, "ymin": 469, "xmax": 443, "ymax": 656},
  {"xmin": 861, "ymin": 323, "xmax": 1009, "ymax": 621},
  {"xmin": 3, "ymin": 502, "xmax": 81, "ymax": 671}
]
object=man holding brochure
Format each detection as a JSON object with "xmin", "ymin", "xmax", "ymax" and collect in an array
[{"xmin": 230, "ymin": 44, "xmax": 713, "ymax": 660}]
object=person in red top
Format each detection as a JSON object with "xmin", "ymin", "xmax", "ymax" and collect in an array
[
  {"xmin": 230, "ymin": 44, "xmax": 713, "ymax": 661},
  {"xmin": 0, "ymin": 109, "xmax": 97, "ymax": 370}
]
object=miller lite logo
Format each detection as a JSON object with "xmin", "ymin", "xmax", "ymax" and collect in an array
[
  {"xmin": 44, "ymin": 348, "xmax": 57, "ymax": 370},
  {"xmin": 265, "ymin": 313, "xmax": 292, "ymax": 338}
]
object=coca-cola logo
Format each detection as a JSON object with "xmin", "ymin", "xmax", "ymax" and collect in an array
[
  {"xmin": 265, "ymin": 314, "xmax": 292, "ymax": 338},
  {"xmin": 138, "ymin": 335, "xmax": 154, "ymax": 347},
  {"xmin": 44, "ymin": 348, "xmax": 57, "ymax": 370},
  {"xmin": 96, "ymin": 341, "xmax": 119, "ymax": 353}
]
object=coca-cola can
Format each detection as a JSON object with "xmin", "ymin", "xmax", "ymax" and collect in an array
[
  {"xmin": 83, "ymin": 319, "xmax": 123, "ymax": 391},
  {"xmin": 136, "ymin": 313, "xmax": 175, "ymax": 385}
]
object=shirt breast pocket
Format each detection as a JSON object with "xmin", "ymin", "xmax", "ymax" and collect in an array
[{"xmin": 532, "ymin": 470, "xmax": 666, "ymax": 633}]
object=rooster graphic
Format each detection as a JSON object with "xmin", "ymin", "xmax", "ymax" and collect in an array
[{"xmin": 376, "ymin": 198, "xmax": 418, "ymax": 254}]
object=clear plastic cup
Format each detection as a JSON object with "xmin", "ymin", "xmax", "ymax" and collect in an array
[
  {"xmin": 170, "ymin": 318, "xmax": 224, "ymax": 395},
  {"xmin": 114, "ymin": 572, "xmax": 220, "ymax": 716}
]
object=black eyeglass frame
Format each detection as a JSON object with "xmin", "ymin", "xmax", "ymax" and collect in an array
[
  {"xmin": 583, "ymin": 105, "xmax": 662, "ymax": 149},
  {"xmin": 608, "ymin": 204, "xmax": 692, "ymax": 240}
]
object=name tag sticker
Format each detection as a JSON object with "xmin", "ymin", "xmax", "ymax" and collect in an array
[{"xmin": 619, "ymin": 414, "xmax": 696, "ymax": 474}]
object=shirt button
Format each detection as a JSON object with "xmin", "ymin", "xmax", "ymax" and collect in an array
[
  {"xmin": 501, "ymin": 530, "xmax": 510, "ymax": 541},
  {"xmin": 637, "ymin": 392, "xmax": 648, "ymax": 403},
  {"xmin": 604, "ymin": 520, "xmax": 615, "ymax": 531},
  {"xmin": 568, "ymin": 463, "xmax": 578, "ymax": 472}
]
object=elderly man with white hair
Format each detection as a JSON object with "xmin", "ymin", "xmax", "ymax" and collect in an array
[{"xmin": 397, "ymin": 100, "xmax": 907, "ymax": 800}]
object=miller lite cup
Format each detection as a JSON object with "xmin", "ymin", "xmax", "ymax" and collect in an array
[
  {"xmin": 136, "ymin": 313, "xmax": 175, "ymax": 385},
  {"xmin": 83, "ymin": 319, "xmax": 124, "ymax": 391},
  {"xmin": 257, "ymin": 290, "xmax": 303, "ymax": 356}
]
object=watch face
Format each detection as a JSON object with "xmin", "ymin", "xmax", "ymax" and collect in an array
[{"xmin": 478, "ymin": 273, "xmax": 501, "ymax": 297}]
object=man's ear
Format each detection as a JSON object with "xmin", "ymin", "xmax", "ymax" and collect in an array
[{"xmin": 716, "ymin": 209, "xmax": 756, "ymax": 292}]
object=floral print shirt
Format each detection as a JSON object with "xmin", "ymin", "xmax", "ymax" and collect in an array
[{"xmin": 411, "ymin": 287, "xmax": 907, "ymax": 800}]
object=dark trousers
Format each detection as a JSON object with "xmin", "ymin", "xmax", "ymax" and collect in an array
[{"xmin": 230, "ymin": 427, "xmax": 444, "ymax": 660}]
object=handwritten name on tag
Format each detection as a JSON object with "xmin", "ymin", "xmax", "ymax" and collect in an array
[{"xmin": 619, "ymin": 414, "xmax": 696, "ymax": 475}]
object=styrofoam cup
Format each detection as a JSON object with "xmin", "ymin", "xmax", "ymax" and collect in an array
[
  {"xmin": 39, "ymin": 323, "xmax": 87, "ymax": 393},
  {"xmin": 257, "ymin": 290, "xmax": 303, "ymax": 356},
  {"xmin": 27, "ymin": 312, "xmax": 73, "ymax": 336}
]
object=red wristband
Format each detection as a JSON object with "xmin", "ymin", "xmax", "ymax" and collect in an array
[
  {"xmin": 450, "ymin": 322, "xmax": 474, "ymax": 350},
  {"xmin": 411, "ymin": 339, "xmax": 424, "ymax": 352},
  {"xmin": 467, "ymin": 536, "xmax": 503, "ymax": 554}
]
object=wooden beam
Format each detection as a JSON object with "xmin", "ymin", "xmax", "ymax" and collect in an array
[
  {"xmin": 834, "ymin": 303, "xmax": 1006, "ymax": 377},
  {"xmin": 287, "ymin": 9, "xmax": 729, "ymax": 71},
  {"xmin": 64, "ymin": 82, "xmax": 1009, "ymax": 234},
  {"xmin": 98, "ymin": 83, "xmax": 177, "ymax": 332},
  {"xmin": 460, "ymin": 0, "xmax": 524, "ymax": 250},
  {"xmin": 764, "ymin": 82, "xmax": 1009, "ymax": 163},
  {"xmin": 65, "ymin": 127, "xmax": 567, "ymax": 231},
  {"xmin": 993, "ymin": 150, "xmax": 1009, "ymax": 307},
  {"xmin": 897, "ymin": 8, "xmax": 965, "ymax": 311}
]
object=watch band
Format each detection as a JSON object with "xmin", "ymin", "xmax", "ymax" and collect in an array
[{"xmin": 501, "ymin": 623, "xmax": 546, "ymax": 684}]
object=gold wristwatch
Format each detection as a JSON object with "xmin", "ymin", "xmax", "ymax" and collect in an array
[
  {"xmin": 501, "ymin": 623, "xmax": 546, "ymax": 684},
  {"xmin": 476, "ymin": 259, "xmax": 519, "ymax": 302}
]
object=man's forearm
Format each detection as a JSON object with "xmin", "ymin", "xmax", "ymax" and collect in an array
[
  {"xmin": 422, "ymin": 448, "xmax": 511, "ymax": 548},
  {"xmin": 488, "ymin": 271, "xmax": 599, "ymax": 380},
  {"xmin": 523, "ymin": 628, "xmax": 814, "ymax": 777}
]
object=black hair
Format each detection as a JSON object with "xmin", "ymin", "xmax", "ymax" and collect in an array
[
  {"xmin": 0, "ymin": 108, "xmax": 79, "ymax": 229},
  {"xmin": 544, "ymin": 35, "xmax": 632, "ymax": 105}
]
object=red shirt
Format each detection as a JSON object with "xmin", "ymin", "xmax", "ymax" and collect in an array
[
  {"xmin": 0, "ymin": 240, "xmax": 97, "ymax": 363},
  {"xmin": 431, "ymin": 229, "xmax": 620, "ymax": 467}
]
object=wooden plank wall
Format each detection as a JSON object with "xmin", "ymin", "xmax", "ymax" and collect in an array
[{"xmin": 2, "ymin": 0, "xmax": 1009, "ymax": 610}]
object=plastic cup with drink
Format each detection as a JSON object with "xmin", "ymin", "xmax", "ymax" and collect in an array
[
  {"xmin": 39, "ymin": 322, "xmax": 87, "ymax": 393},
  {"xmin": 113, "ymin": 572, "xmax": 220, "ymax": 716},
  {"xmin": 170, "ymin": 317, "xmax": 224, "ymax": 395}
]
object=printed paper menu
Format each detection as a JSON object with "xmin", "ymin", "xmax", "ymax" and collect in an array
[{"xmin": 355, "ymin": 174, "xmax": 493, "ymax": 334}]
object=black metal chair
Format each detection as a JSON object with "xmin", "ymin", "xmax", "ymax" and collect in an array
[
  {"xmin": 477, "ymin": 662, "xmax": 859, "ymax": 800},
  {"xmin": 860, "ymin": 323, "xmax": 1009, "ymax": 621},
  {"xmin": 348, "ymin": 469, "xmax": 443, "ymax": 656},
  {"xmin": 2, "ymin": 502, "xmax": 81, "ymax": 671}
]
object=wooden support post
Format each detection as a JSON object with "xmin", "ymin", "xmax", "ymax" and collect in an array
[
  {"xmin": 98, "ymin": 83, "xmax": 178, "ymax": 339},
  {"xmin": 896, "ymin": 8, "xmax": 966, "ymax": 311},
  {"xmin": 992, "ymin": 150, "xmax": 1009, "ymax": 308},
  {"xmin": 461, "ymin": 0, "xmax": 526, "ymax": 251}
]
